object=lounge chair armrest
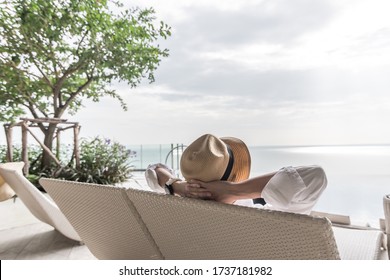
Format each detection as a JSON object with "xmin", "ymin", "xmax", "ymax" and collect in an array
[{"xmin": 311, "ymin": 211, "xmax": 351, "ymax": 225}]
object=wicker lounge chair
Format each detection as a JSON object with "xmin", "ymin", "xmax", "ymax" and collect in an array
[
  {"xmin": 0, "ymin": 162, "xmax": 81, "ymax": 242},
  {"xmin": 39, "ymin": 178, "xmax": 388, "ymax": 260},
  {"xmin": 41, "ymin": 176, "xmax": 163, "ymax": 260}
]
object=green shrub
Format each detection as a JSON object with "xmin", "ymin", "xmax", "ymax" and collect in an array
[
  {"xmin": 0, "ymin": 144, "xmax": 44, "ymax": 186},
  {"xmin": 0, "ymin": 137, "xmax": 133, "ymax": 185},
  {"xmin": 60, "ymin": 137, "xmax": 133, "ymax": 184},
  {"xmin": 0, "ymin": 144, "xmax": 43, "ymax": 172}
]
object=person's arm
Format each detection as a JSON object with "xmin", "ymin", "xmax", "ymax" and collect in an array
[
  {"xmin": 157, "ymin": 165, "xmax": 327, "ymax": 214},
  {"xmin": 186, "ymin": 172, "xmax": 277, "ymax": 204}
]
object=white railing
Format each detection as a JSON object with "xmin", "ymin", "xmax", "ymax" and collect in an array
[{"xmin": 127, "ymin": 144, "xmax": 186, "ymax": 171}]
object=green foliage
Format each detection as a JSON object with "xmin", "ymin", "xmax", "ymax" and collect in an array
[
  {"xmin": 0, "ymin": 144, "xmax": 47, "ymax": 185},
  {"xmin": 62, "ymin": 137, "xmax": 133, "ymax": 184},
  {"xmin": 0, "ymin": 144, "xmax": 43, "ymax": 172},
  {"xmin": 0, "ymin": 0, "xmax": 171, "ymax": 123},
  {"xmin": 0, "ymin": 137, "xmax": 134, "ymax": 185}
]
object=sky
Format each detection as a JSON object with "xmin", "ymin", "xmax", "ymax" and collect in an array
[{"xmin": 30, "ymin": 0, "xmax": 390, "ymax": 146}]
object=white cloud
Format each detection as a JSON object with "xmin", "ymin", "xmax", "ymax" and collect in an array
[{"xmin": 65, "ymin": 0, "xmax": 390, "ymax": 146}]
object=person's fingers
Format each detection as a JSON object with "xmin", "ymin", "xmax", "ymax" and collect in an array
[
  {"xmin": 185, "ymin": 180, "xmax": 215, "ymax": 199},
  {"xmin": 186, "ymin": 183, "xmax": 204, "ymax": 190},
  {"xmin": 187, "ymin": 182, "xmax": 201, "ymax": 188},
  {"xmin": 186, "ymin": 191, "xmax": 212, "ymax": 199},
  {"xmin": 188, "ymin": 179, "xmax": 206, "ymax": 185},
  {"xmin": 184, "ymin": 184, "xmax": 212, "ymax": 199},
  {"xmin": 186, "ymin": 184, "xmax": 210, "ymax": 193}
]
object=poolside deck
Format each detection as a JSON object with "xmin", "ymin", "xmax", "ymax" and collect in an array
[{"xmin": 0, "ymin": 195, "xmax": 96, "ymax": 260}]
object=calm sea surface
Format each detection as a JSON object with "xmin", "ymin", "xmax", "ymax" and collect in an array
[
  {"xmin": 249, "ymin": 145, "xmax": 390, "ymax": 227},
  {"xmin": 128, "ymin": 144, "xmax": 390, "ymax": 227}
]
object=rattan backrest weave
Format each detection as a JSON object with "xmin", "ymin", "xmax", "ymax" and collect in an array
[
  {"xmin": 39, "ymin": 178, "xmax": 163, "ymax": 260},
  {"xmin": 126, "ymin": 188, "xmax": 341, "ymax": 260}
]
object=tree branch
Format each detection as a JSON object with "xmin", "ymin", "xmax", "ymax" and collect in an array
[
  {"xmin": 22, "ymin": 35, "xmax": 54, "ymax": 89},
  {"xmin": 22, "ymin": 101, "xmax": 48, "ymax": 132},
  {"xmin": 6, "ymin": 62, "xmax": 43, "ymax": 81},
  {"xmin": 57, "ymin": 76, "xmax": 94, "ymax": 117},
  {"xmin": 22, "ymin": 96, "xmax": 48, "ymax": 118},
  {"xmin": 76, "ymin": 28, "xmax": 89, "ymax": 56},
  {"xmin": 54, "ymin": 57, "xmax": 88, "ymax": 109}
]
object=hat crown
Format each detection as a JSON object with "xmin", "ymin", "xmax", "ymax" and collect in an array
[{"xmin": 181, "ymin": 134, "xmax": 230, "ymax": 182}]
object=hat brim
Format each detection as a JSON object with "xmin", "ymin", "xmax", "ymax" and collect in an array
[{"xmin": 220, "ymin": 137, "xmax": 251, "ymax": 182}]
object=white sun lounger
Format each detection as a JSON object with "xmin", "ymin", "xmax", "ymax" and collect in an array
[
  {"xmin": 0, "ymin": 162, "xmax": 81, "ymax": 242},
  {"xmin": 39, "ymin": 178, "xmax": 388, "ymax": 260}
]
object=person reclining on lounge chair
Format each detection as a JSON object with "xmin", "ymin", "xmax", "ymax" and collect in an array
[{"xmin": 146, "ymin": 134, "xmax": 327, "ymax": 215}]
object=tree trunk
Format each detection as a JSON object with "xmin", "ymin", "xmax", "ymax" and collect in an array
[{"xmin": 41, "ymin": 123, "xmax": 57, "ymax": 169}]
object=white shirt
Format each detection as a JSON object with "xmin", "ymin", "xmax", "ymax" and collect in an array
[{"xmin": 235, "ymin": 165, "xmax": 327, "ymax": 214}]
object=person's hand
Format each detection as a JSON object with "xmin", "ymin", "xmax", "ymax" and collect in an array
[
  {"xmin": 154, "ymin": 168, "xmax": 212, "ymax": 198},
  {"xmin": 172, "ymin": 180, "xmax": 211, "ymax": 198},
  {"xmin": 185, "ymin": 180, "xmax": 238, "ymax": 204}
]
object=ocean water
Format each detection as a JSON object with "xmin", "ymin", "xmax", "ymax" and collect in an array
[
  {"xmin": 249, "ymin": 145, "xmax": 390, "ymax": 227},
  {"xmin": 128, "ymin": 144, "xmax": 390, "ymax": 227}
]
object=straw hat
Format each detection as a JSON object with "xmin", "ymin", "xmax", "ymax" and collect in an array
[{"xmin": 180, "ymin": 134, "xmax": 251, "ymax": 182}]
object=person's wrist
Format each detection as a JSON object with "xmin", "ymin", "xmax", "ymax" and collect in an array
[
  {"xmin": 171, "ymin": 181, "xmax": 185, "ymax": 196},
  {"xmin": 228, "ymin": 182, "xmax": 242, "ymax": 201},
  {"xmin": 165, "ymin": 177, "xmax": 182, "ymax": 195},
  {"xmin": 232, "ymin": 180, "xmax": 260, "ymax": 200},
  {"xmin": 229, "ymin": 181, "xmax": 253, "ymax": 200}
]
